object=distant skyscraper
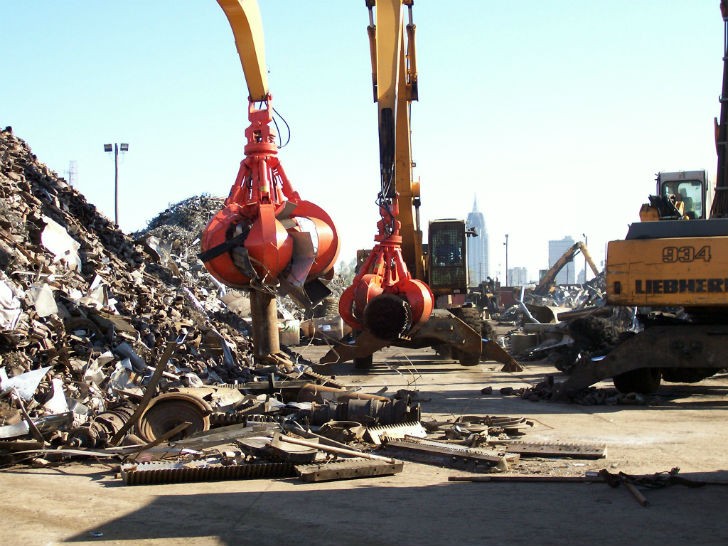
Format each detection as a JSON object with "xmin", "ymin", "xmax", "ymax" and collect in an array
[
  {"xmin": 548, "ymin": 236, "xmax": 576, "ymax": 285},
  {"xmin": 466, "ymin": 195, "xmax": 488, "ymax": 287},
  {"xmin": 509, "ymin": 266, "xmax": 528, "ymax": 286}
]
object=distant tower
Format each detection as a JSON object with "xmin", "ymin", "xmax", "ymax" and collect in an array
[
  {"xmin": 66, "ymin": 160, "xmax": 78, "ymax": 186},
  {"xmin": 548, "ymin": 235, "xmax": 576, "ymax": 285},
  {"xmin": 466, "ymin": 195, "xmax": 489, "ymax": 287}
]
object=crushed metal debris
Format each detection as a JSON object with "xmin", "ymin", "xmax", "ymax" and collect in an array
[{"xmin": 0, "ymin": 128, "xmax": 627, "ymax": 486}]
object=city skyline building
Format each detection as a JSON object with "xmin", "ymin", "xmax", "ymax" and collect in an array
[
  {"xmin": 509, "ymin": 266, "xmax": 528, "ymax": 287},
  {"xmin": 548, "ymin": 235, "xmax": 576, "ymax": 285},
  {"xmin": 466, "ymin": 195, "xmax": 489, "ymax": 286}
]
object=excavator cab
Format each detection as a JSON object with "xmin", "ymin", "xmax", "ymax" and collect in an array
[
  {"xmin": 428, "ymin": 219, "xmax": 468, "ymax": 297},
  {"xmin": 656, "ymin": 172, "xmax": 708, "ymax": 220},
  {"xmin": 640, "ymin": 171, "xmax": 710, "ymax": 221}
]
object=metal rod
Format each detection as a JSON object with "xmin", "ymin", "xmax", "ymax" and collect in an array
[
  {"xmin": 277, "ymin": 434, "xmax": 396, "ymax": 463},
  {"xmin": 449, "ymin": 475, "xmax": 599, "ymax": 483},
  {"xmin": 623, "ymin": 480, "xmax": 649, "ymax": 507},
  {"xmin": 11, "ymin": 389, "xmax": 45, "ymax": 444},
  {"xmin": 504, "ymin": 233, "xmax": 509, "ymax": 286},
  {"xmin": 126, "ymin": 421, "xmax": 192, "ymax": 462},
  {"xmin": 109, "ymin": 341, "xmax": 177, "ymax": 446}
]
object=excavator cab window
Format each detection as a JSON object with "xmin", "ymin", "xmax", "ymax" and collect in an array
[
  {"xmin": 428, "ymin": 220, "xmax": 467, "ymax": 295},
  {"xmin": 661, "ymin": 180, "xmax": 703, "ymax": 219}
]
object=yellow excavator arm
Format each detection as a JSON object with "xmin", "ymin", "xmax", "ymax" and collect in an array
[
  {"xmin": 216, "ymin": 0, "xmax": 269, "ymax": 101},
  {"xmin": 533, "ymin": 242, "xmax": 598, "ymax": 295},
  {"xmin": 366, "ymin": 0, "xmax": 423, "ymax": 279}
]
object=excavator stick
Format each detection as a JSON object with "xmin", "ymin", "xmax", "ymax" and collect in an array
[
  {"xmin": 711, "ymin": 0, "xmax": 728, "ymax": 217},
  {"xmin": 339, "ymin": 0, "xmax": 434, "ymax": 343}
]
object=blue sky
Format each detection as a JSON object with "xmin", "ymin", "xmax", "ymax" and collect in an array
[{"xmin": 1, "ymin": 1, "xmax": 722, "ymax": 282}]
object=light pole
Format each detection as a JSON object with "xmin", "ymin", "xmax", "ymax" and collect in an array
[
  {"xmin": 582, "ymin": 232, "xmax": 588, "ymax": 282},
  {"xmin": 503, "ymin": 234, "xmax": 509, "ymax": 286},
  {"xmin": 104, "ymin": 142, "xmax": 129, "ymax": 226}
]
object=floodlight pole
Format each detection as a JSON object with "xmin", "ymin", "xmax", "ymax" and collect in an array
[
  {"xmin": 504, "ymin": 234, "xmax": 509, "ymax": 286},
  {"xmin": 104, "ymin": 142, "xmax": 129, "ymax": 226},
  {"xmin": 113, "ymin": 144, "xmax": 119, "ymax": 225}
]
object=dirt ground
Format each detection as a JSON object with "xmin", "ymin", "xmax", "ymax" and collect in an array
[{"xmin": 2, "ymin": 342, "xmax": 728, "ymax": 546}]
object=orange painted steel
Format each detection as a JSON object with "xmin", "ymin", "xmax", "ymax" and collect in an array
[
  {"xmin": 201, "ymin": 96, "xmax": 339, "ymax": 289},
  {"xmin": 339, "ymin": 197, "xmax": 433, "ymax": 339}
]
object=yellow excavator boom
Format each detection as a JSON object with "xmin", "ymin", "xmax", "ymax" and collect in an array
[{"xmin": 216, "ymin": 0, "xmax": 269, "ymax": 101}]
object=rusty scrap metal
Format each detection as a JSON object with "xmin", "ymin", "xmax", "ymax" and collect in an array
[
  {"xmin": 136, "ymin": 391, "xmax": 212, "ymax": 443},
  {"xmin": 365, "ymin": 421, "xmax": 427, "ymax": 444},
  {"xmin": 294, "ymin": 395, "xmax": 420, "ymax": 427},
  {"xmin": 502, "ymin": 441, "xmax": 607, "ymax": 459},
  {"xmin": 121, "ymin": 461, "xmax": 295, "ymax": 486},
  {"xmin": 449, "ymin": 468, "xmax": 719, "ymax": 508},
  {"xmin": 10, "ymin": 388, "xmax": 45, "ymax": 444},
  {"xmin": 277, "ymin": 434, "xmax": 397, "ymax": 464},
  {"xmin": 382, "ymin": 435, "xmax": 517, "ymax": 472},
  {"xmin": 295, "ymin": 458, "xmax": 403, "ymax": 482},
  {"xmin": 449, "ymin": 475, "xmax": 602, "ymax": 483},
  {"xmin": 109, "ymin": 341, "xmax": 177, "ymax": 446},
  {"xmin": 268, "ymin": 433, "xmax": 321, "ymax": 464},
  {"xmin": 68, "ymin": 404, "xmax": 136, "ymax": 448},
  {"xmin": 125, "ymin": 422, "xmax": 192, "ymax": 463},
  {"xmin": 454, "ymin": 415, "xmax": 533, "ymax": 435},
  {"xmin": 296, "ymin": 383, "xmax": 389, "ymax": 403}
]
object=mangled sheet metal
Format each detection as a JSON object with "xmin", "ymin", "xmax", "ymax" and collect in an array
[
  {"xmin": 39, "ymin": 215, "xmax": 81, "ymax": 271},
  {"xmin": 0, "ymin": 127, "xmax": 335, "ymax": 459},
  {"xmin": 0, "ymin": 128, "xmax": 576, "ymax": 485},
  {"xmin": 27, "ymin": 283, "xmax": 58, "ymax": 318},
  {"xmin": 0, "ymin": 366, "xmax": 51, "ymax": 401}
]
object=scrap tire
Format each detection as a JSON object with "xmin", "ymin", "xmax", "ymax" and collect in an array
[{"xmin": 613, "ymin": 367, "xmax": 662, "ymax": 394}]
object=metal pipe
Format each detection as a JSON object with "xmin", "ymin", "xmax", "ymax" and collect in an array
[
  {"xmin": 277, "ymin": 434, "xmax": 396, "ymax": 463},
  {"xmin": 250, "ymin": 289, "xmax": 280, "ymax": 358}
]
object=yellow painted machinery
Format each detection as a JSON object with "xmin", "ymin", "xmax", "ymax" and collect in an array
[
  {"xmin": 556, "ymin": 2, "xmax": 728, "ymax": 395},
  {"xmin": 324, "ymin": 1, "xmax": 521, "ymax": 372}
]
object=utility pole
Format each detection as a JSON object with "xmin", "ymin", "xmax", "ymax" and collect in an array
[
  {"xmin": 104, "ymin": 142, "xmax": 129, "ymax": 226},
  {"xmin": 503, "ymin": 234, "xmax": 509, "ymax": 286},
  {"xmin": 582, "ymin": 232, "xmax": 588, "ymax": 282}
]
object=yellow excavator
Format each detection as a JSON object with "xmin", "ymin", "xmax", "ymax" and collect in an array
[
  {"xmin": 533, "ymin": 241, "xmax": 599, "ymax": 297},
  {"xmin": 322, "ymin": 0, "xmax": 521, "ymax": 372},
  {"xmin": 556, "ymin": 2, "xmax": 728, "ymax": 396}
]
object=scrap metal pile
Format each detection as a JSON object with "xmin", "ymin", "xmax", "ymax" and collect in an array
[
  {"xmin": 0, "ymin": 128, "xmax": 554, "ymax": 483},
  {"xmin": 0, "ymin": 128, "xmax": 356, "ymax": 465}
]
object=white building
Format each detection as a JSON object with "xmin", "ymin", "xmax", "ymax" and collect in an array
[
  {"xmin": 466, "ymin": 196, "xmax": 488, "ymax": 287},
  {"xmin": 548, "ymin": 236, "xmax": 576, "ymax": 285},
  {"xmin": 509, "ymin": 266, "xmax": 529, "ymax": 287}
]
